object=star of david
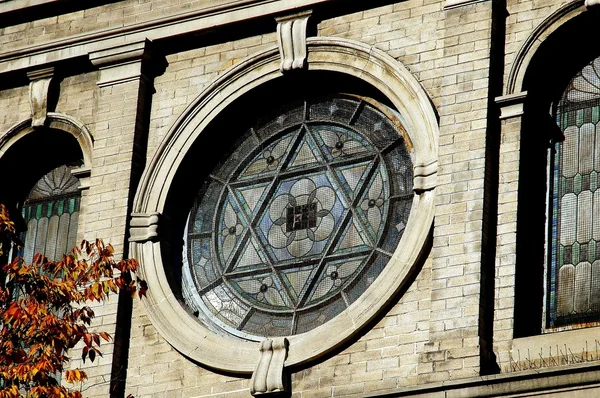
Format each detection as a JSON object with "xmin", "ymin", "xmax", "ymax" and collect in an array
[
  {"xmin": 210, "ymin": 123, "xmax": 396, "ymax": 310},
  {"xmin": 185, "ymin": 97, "xmax": 413, "ymax": 336}
]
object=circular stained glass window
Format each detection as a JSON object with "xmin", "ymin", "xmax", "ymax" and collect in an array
[{"xmin": 182, "ymin": 95, "xmax": 413, "ymax": 339}]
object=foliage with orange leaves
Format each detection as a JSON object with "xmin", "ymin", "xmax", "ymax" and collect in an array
[{"xmin": 0, "ymin": 204, "xmax": 147, "ymax": 397}]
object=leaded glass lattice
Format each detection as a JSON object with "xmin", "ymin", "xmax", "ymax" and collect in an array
[
  {"xmin": 21, "ymin": 165, "xmax": 80, "ymax": 264},
  {"xmin": 182, "ymin": 95, "xmax": 413, "ymax": 338},
  {"xmin": 550, "ymin": 55, "xmax": 600, "ymax": 327}
]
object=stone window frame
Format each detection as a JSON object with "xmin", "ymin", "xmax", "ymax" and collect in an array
[
  {"xmin": 0, "ymin": 113, "xmax": 93, "ymax": 269},
  {"xmin": 130, "ymin": 36, "xmax": 439, "ymax": 373},
  {"xmin": 0, "ymin": 113, "xmax": 93, "ymax": 192},
  {"xmin": 499, "ymin": 2, "xmax": 600, "ymax": 346}
]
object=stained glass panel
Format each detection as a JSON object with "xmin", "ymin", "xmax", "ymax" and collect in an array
[
  {"xmin": 550, "ymin": 55, "xmax": 600, "ymax": 327},
  {"xmin": 183, "ymin": 95, "xmax": 413, "ymax": 338},
  {"xmin": 21, "ymin": 165, "xmax": 80, "ymax": 263}
]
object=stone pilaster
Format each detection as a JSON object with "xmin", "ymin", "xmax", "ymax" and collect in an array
[{"xmin": 75, "ymin": 39, "xmax": 162, "ymax": 398}]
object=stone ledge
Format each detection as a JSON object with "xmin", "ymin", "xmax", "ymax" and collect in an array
[
  {"xmin": 369, "ymin": 360, "xmax": 600, "ymax": 397},
  {"xmin": 444, "ymin": 0, "xmax": 488, "ymax": 10}
]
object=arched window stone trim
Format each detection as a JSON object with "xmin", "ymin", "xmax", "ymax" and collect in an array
[
  {"xmin": 0, "ymin": 113, "xmax": 94, "ymax": 190},
  {"xmin": 497, "ymin": 5, "xmax": 600, "ymax": 338},
  {"xmin": 130, "ymin": 37, "xmax": 439, "ymax": 374},
  {"xmin": 506, "ymin": 0, "xmax": 585, "ymax": 96}
]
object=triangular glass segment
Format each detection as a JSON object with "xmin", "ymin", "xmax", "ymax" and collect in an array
[
  {"xmin": 234, "ymin": 183, "xmax": 269, "ymax": 217},
  {"xmin": 238, "ymin": 135, "xmax": 294, "ymax": 180},
  {"xmin": 334, "ymin": 162, "xmax": 370, "ymax": 200},
  {"xmin": 287, "ymin": 131, "xmax": 323, "ymax": 171},
  {"xmin": 355, "ymin": 169, "xmax": 389, "ymax": 240},
  {"xmin": 335, "ymin": 218, "xmax": 370, "ymax": 253},
  {"xmin": 230, "ymin": 273, "xmax": 290, "ymax": 308},
  {"xmin": 280, "ymin": 265, "xmax": 317, "ymax": 301},
  {"xmin": 307, "ymin": 257, "xmax": 366, "ymax": 305},
  {"xmin": 311, "ymin": 124, "xmax": 372, "ymax": 161},
  {"xmin": 232, "ymin": 236, "xmax": 267, "ymax": 270}
]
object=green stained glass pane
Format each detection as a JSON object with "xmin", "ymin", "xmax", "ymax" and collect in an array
[
  {"xmin": 35, "ymin": 204, "xmax": 42, "ymax": 220},
  {"xmin": 574, "ymin": 174, "xmax": 582, "ymax": 195},
  {"xmin": 590, "ymin": 240, "xmax": 596, "ymax": 262},
  {"xmin": 57, "ymin": 200, "xmax": 64, "ymax": 216},
  {"xmin": 46, "ymin": 202, "xmax": 53, "ymax": 218},
  {"xmin": 573, "ymin": 241, "xmax": 580, "ymax": 265},
  {"xmin": 68, "ymin": 198, "xmax": 75, "ymax": 214},
  {"xmin": 593, "ymin": 106, "xmax": 600, "ymax": 124},
  {"xmin": 560, "ymin": 176, "xmax": 567, "ymax": 196},
  {"xmin": 591, "ymin": 171, "xmax": 598, "ymax": 192},
  {"xmin": 577, "ymin": 109, "xmax": 584, "ymax": 126}
]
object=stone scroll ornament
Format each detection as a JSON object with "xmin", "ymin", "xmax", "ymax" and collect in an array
[
  {"xmin": 27, "ymin": 68, "xmax": 54, "ymax": 127},
  {"xmin": 251, "ymin": 338, "xmax": 289, "ymax": 396},
  {"xmin": 276, "ymin": 11, "xmax": 311, "ymax": 72}
]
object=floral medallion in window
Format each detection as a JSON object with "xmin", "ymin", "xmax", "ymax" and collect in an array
[{"xmin": 182, "ymin": 95, "xmax": 413, "ymax": 339}]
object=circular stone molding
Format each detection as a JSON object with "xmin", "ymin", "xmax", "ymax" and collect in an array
[{"xmin": 130, "ymin": 37, "xmax": 439, "ymax": 373}]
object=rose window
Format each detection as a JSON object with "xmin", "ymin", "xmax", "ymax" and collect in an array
[{"xmin": 182, "ymin": 95, "xmax": 413, "ymax": 339}]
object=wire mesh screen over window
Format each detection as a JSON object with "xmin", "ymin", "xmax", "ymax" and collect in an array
[
  {"xmin": 182, "ymin": 95, "xmax": 414, "ymax": 339},
  {"xmin": 551, "ymin": 56, "xmax": 600, "ymax": 327},
  {"xmin": 21, "ymin": 165, "xmax": 80, "ymax": 264}
]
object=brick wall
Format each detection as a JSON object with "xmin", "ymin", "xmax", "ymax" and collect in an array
[
  {"xmin": 124, "ymin": 0, "xmax": 499, "ymax": 396},
  {"xmin": 4, "ymin": 0, "xmax": 598, "ymax": 396}
]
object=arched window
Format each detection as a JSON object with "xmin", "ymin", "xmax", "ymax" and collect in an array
[
  {"xmin": 181, "ymin": 94, "xmax": 413, "ymax": 338},
  {"xmin": 0, "ymin": 126, "xmax": 87, "ymax": 266},
  {"xmin": 20, "ymin": 164, "xmax": 81, "ymax": 264},
  {"xmin": 548, "ymin": 55, "xmax": 600, "ymax": 328}
]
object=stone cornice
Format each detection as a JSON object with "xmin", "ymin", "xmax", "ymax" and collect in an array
[
  {"xmin": 0, "ymin": 0, "xmax": 65, "ymax": 14},
  {"xmin": 0, "ymin": 0, "xmax": 332, "ymax": 75}
]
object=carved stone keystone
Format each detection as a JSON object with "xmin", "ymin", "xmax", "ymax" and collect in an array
[
  {"xmin": 414, "ymin": 160, "xmax": 438, "ymax": 193},
  {"xmin": 27, "ymin": 67, "xmax": 54, "ymax": 128},
  {"xmin": 275, "ymin": 11, "xmax": 311, "ymax": 72},
  {"xmin": 251, "ymin": 338, "xmax": 289, "ymax": 396},
  {"xmin": 129, "ymin": 212, "xmax": 161, "ymax": 243}
]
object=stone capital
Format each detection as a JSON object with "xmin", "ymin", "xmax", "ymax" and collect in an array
[
  {"xmin": 496, "ymin": 91, "xmax": 528, "ymax": 120},
  {"xmin": 89, "ymin": 39, "xmax": 162, "ymax": 87}
]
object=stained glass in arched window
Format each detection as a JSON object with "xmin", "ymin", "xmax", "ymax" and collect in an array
[
  {"xmin": 21, "ymin": 165, "xmax": 81, "ymax": 264},
  {"xmin": 181, "ymin": 95, "xmax": 413, "ymax": 339},
  {"xmin": 550, "ymin": 56, "xmax": 600, "ymax": 327}
]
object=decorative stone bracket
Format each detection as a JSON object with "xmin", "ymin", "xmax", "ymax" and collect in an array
[
  {"xmin": 414, "ymin": 160, "xmax": 438, "ymax": 193},
  {"xmin": 129, "ymin": 212, "xmax": 160, "ymax": 243},
  {"xmin": 251, "ymin": 338, "xmax": 289, "ymax": 396},
  {"xmin": 275, "ymin": 11, "xmax": 311, "ymax": 72},
  {"xmin": 496, "ymin": 91, "xmax": 527, "ymax": 120},
  {"xmin": 27, "ymin": 67, "xmax": 54, "ymax": 128}
]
